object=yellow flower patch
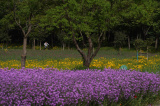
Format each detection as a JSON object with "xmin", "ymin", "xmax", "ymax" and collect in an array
[{"xmin": 0, "ymin": 55, "xmax": 159, "ymax": 72}]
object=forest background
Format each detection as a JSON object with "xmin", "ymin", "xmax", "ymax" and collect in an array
[{"xmin": 0, "ymin": 0, "xmax": 160, "ymax": 68}]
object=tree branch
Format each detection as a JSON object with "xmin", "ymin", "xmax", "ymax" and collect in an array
[
  {"xmin": 142, "ymin": 26, "xmax": 151, "ymax": 36},
  {"xmin": 25, "ymin": 14, "xmax": 32, "ymax": 37},
  {"xmin": 87, "ymin": 34, "xmax": 93, "ymax": 61},
  {"xmin": 72, "ymin": 32, "xmax": 87, "ymax": 60},
  {"xmin": 13, "ymin": 0, "xmax": 26, "ymax": 36},
  {"xmin": 98, "ymin": 31, "xmax": 103, "ymax": 43},
  {"xmin": 80, "ymin": 31, "xmax": 87, "ymax": 48},
  {"xmin": 91, "ymin": 31, "xmax": 104, "ymax": 61}
]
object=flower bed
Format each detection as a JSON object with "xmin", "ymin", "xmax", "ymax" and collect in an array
[
  {"xmin": 1, "ymin": 56, "xmax": 160, "ymax": 73},
  {"xmin": 0, "ymin": 68, "xmax": 160, "ymax": 105}
]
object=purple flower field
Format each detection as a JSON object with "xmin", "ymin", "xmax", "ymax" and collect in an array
[{"xmin": 0, "ymin": 68, "xmax": 160, "ymax": 106}]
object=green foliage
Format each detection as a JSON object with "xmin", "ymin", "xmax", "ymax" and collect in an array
[
  {"xmin": 0, "ymin": 0, "xmax": 15, "ymax": 44},
  {"xmin": 45, "ymin": 0, "xmax": 123, "ymax": 38},
  {"xmin": 133, "ymin": 39, "xmax": 145, "ymax": 50},
  {"xmin": 114, "ymin": 31, "xmax": 127, "ymax": 48},
  {"xmin": 29, "ymin": 26, "xmax": 47, "ymax": 41},
  {"xmin": 153, "ymin": 7, "xmax": 160, "ymax": 34},
  {"xmin": 0, "ymin": 0, "xmax": 160, "ymax": 54},
  {"xmin": 121, "ymin": 0, "xmax": 158, "ymax": 32},
  {"xmin": 57, "ymin": 29, "xmax": 72, "ymax": 43},
  {"xmin": 0, "ymin": 31, "xmax": 11, "ymax": 43},
  {"xmin": 144, "ymin": 38, "xmax": 154, "ymax": 47}
]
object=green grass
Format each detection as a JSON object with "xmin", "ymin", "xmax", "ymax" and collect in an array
[{"xmin": 0, "ymin": 47, "xmax": 157, "ymax": 61}]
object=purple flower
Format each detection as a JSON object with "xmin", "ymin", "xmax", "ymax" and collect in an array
[{"xmin": 0, "ymin": 68, "xmax": 159, "ymax": 105}]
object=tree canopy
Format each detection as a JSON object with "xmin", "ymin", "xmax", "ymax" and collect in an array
[{"xmin": 0, "ymin": 0, "xmax": 160, "ymax": 68}]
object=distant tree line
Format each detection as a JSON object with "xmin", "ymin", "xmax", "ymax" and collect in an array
[{"xmin": 0, "ymin": 0, "xmax": 160, "ymax": 68}]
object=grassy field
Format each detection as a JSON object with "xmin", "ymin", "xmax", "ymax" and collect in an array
[
  {"xmin": 0, "ymin": 48, "xmax": 160, "ymax": 106},
  {"xmin": 0, "ymin": 48, "xmax": 159, "ymax": 72},
  {"xmin": 0, "ymin": 47, "xmax": 157, "ymax": 61}
]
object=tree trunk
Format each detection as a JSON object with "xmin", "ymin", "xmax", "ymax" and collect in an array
[
  {"xmin": 13, "ymin": 4, "xmax": 32, "ymax": 68},
  {"xmin": 83, "ymin": 57, "xmax": 91, "ymax": 68},
  {"xmin": 118, "ymin": 47, "xmax": 121, "ymax": 55},
  {"xmin": 37, "ymin": 39, "xmax": 39, "ymax": 46},
  {"xmin": 128, "ymin": 35, "xmax": 130, "ymax": 50},
  {"xmin": 40, "ymin": 40, "xmax": 41, "ymax": 50},
  {"xmin": 142, "ymin": 26, "xmax": 150, "ymax": 40},
  {"xmin": 62, "ymin": 43, "xmax": 64, "ymax": 50},
  {"xmin": 72, "ymin": 32, "xmax": 103, "ymax": 68},
  {"xmin": 68, "ymin": 43, "xmax": 70, "ymax": 50},
  {"xmin": 147, "ymin": 46, "xmax": 148, "ymax": 60},
  {"xmin": 93, "ymin": 47, "xmax": 94, "ymax": 53},
  {"xmin": 62, "ymin": 42, "xmax": 65, "ymax": 51},
  {"xmin": 6, "ymin": 41, "xmax": 8, "ymax": 49},
  {"xmin": 103, "ymin": 31, "xmax": 106, "ymax": 40},
  {"xmin": 32, "ymin": 38, "xmax": 35, "ymax": 50},
  {"xmin": 155, "ymin": 35, "xmax": 159, "ymax": 50},
  {"xmin": 51, "ymin": 35, "xmax": 53, "ymax": 48},
  {"xmin": 21, "ymin": 37, "xmax": 27, "ymax": 68},
  {"xmin": 1, "ymin": 43, "xmax": 4, "ymax": 50},
  {"xmin": 108, "ymin": 31, "xmax": 110, "ymax": 42}
]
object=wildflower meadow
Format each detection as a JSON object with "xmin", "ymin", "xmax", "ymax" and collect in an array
[
  {"xmin": 0, "ymin": 49, "xmax": 160, "ymax": 106},
  {"xmin": 0, "ymin": 56, "xmax": 160, "ymax": 74}
]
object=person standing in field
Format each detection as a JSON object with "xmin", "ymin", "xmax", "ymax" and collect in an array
[{"xmin": 44, "ymin": 42, "xmax": 49, "ymax": 50}]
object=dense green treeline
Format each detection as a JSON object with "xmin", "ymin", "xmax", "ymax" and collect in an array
[{"xmin": 0, "ymin": 0, "xmax": 160, "ymax": 67}]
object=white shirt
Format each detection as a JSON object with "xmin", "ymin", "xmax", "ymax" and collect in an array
[{"xmin": 44, "ymin": 42, "xmax": 49, "ymax": 47}]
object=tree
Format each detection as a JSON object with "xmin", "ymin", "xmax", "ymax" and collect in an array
[
  {"xmin": 0, "ymin": 19, "xmax": 12, "ymax": 49},
  {"xmin": 57, "ymin": 29, "xmax": 72, "ymax": 50},
  {"xmin": 133, "ymin": 39, "xmax": 144, "ymax": 60},
  {"xmin": 144, "ymin": 38, "xmax": 154, "ymax": 60},
  {"xmin": 0, "ymin": 30, "xmax": 11, "ymax": 49},
  {"xmin": 0, "ymin": 0, "xmax": 14, "ymax": 49},
  {"xmin": 153, "ymin": 3, "xmax": 160, "ymax": 50},
  {"xmin": 121, "ymin": 0, "xmax": 158, "ymax": 47},
  {"xmin": 113, "ymin": 31, "xmax": 127, "ymax": 55},
  {"xmin": 11, "ymin": 0, "xmax": 44, "ymax": 67},
  {"xmin": 29, "ymin": 25, "xmax": 48, "ymax": 50},
  {"xmin": 46, "ymin": 0, "xmax": 123, "ymax": 68}
]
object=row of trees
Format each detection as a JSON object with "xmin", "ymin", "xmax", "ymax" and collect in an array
[{"xmin": 0, "ymin": 0, "xmax": 160, "ymax": 68}]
